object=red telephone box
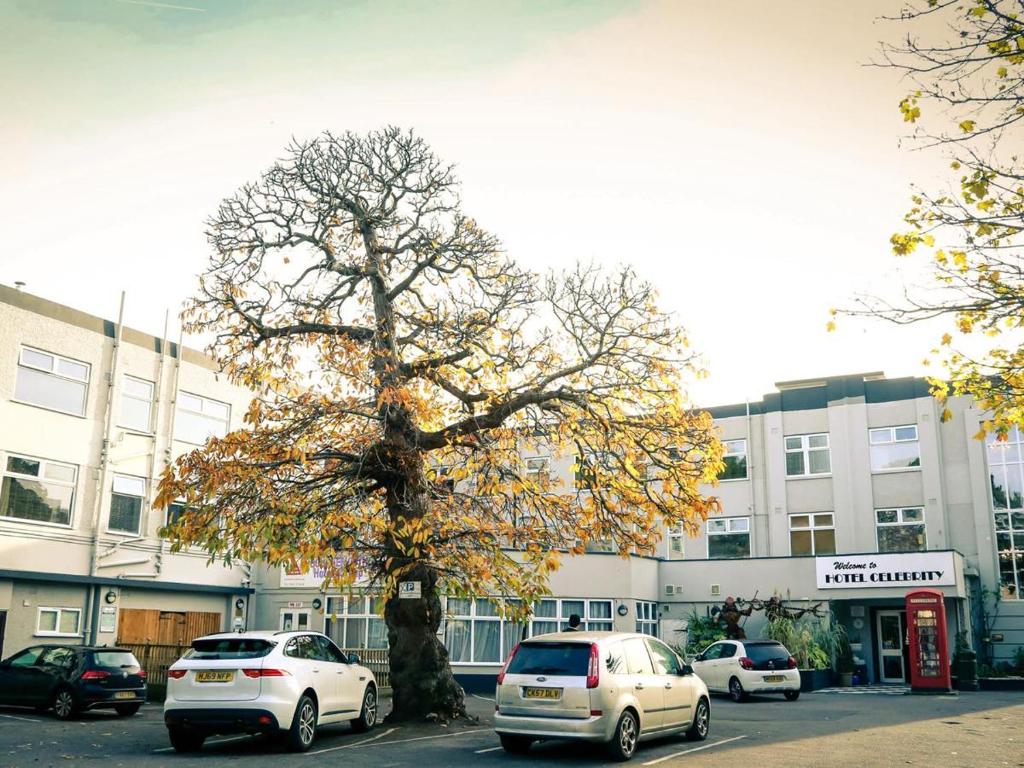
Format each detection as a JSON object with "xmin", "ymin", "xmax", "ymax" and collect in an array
[{"xmin": 905, "ymin": 589, "xmax": 952, "ymax": 693}]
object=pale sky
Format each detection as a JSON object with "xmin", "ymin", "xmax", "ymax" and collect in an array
[{"xmin": 0, "ymin": 0, "xmax": 951, "ymax": 407}]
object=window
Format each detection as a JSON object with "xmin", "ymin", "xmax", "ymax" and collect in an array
[
  {"xmin": 109, "ymin": 474, "xmax": 145, "ymax": 534},
  {"xmin": 707, "ymin": 517, "xmax": 750, "ymax": 558},
  {"xmin": 175, "ymin": 392, "xmax": 230, "ymax": 445},
  {"xmin": 789, "ymin": 513, "xmax": 835, "ymax": 556},
  {"xmin": 325, "ymin": 595, "xmax": 388, "ymax": 650},
  {"xmin": 523, "ymin": 456, "xmax": 552, "ymax": 490},
  {"xmin": 14, "ymin": 347, "xmax": 90, "ymax": 416},
  {"xmin": 166, "ymin": 500, "xmax": 187, "ymax": 527},
  {"xmin": 119, "ymin": 376, "xmax": 154, "ymax": 432},
  {"xmin": 646, "ymin": 638, "xmax": 682, "ymax": 675},
  {"xmin": 636, "ymin": 601, "xmax": 658, "ymax": 636},
  {"xmin": 37, "ymin": 607, "xmax": 81, "ymax": 637},
  {"xmin": 870, "ymin": 425, "xmax": 921, "ymax": 471},
  {"xmin": 280, "ymin": 609, "xmax": 310, "ymax": 632},
  {"xmin": 989, "ymin": 427, "xmax": 1024, "ymax": 599},
  {"xmin": 0, "ymin": 455, "xmax": 76, "ymax": 526},
  {"xmin": 623, "ymin": 637, "xmax": 654, "ymax": 675},
  {"xmin": 785, "ymin": 433, "xmax": 831, "ymax": 476},
  {"xmin": 575, "ymin": 450, "xmax": 613, "ymax": 490},
  {"xmin": 667, "ymin": 523, "xmax": 685, "ymax": 560},
  {"xmin": 876, "ymin": 507, "xmax": 927, "ymax": 553},
  {"xmin": 720, "ymin": 439, "xmax": 747, "ymax": 480}
]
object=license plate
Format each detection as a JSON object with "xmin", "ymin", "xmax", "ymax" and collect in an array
[
  {"xmin": 114, "ymin": 691, "xmax": 136, "ymax": 700},
  {"xmin": 763, "ymin": 675, "xmax": 785, "ymax": 683},
  {"xmin": 523, "ymin": 687, "xmax": 560, "ymax": 700},
  {"xmin": 196, "ymin": 671, "xmax": 234, "ymax": 683}
]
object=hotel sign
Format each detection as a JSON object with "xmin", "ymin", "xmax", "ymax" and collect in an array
[{"xmin": 816, "ymin": 552, "xmax": 956, "ymax": 589}]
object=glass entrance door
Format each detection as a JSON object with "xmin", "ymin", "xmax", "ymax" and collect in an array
[{"xmin": 876, "ymin": 610, "xmax": 907, "ymax": 683}]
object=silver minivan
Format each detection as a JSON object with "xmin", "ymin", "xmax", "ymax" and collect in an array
[{"xmin": 493, "ymin": 631, "xmax": 710, "ymax": 761}]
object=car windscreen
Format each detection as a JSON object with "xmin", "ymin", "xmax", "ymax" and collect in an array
[
  {"xmin": 744, "ymin": 643, "xmax": 790, "ymax": 662},
  {"xmin": 91, "ymin": 651, "xmax": 141, "ymax": 669},
  {"xmin": 185, "ymin": 639, "xmax": 275, "ymax": 660},
  {"xmin": 507, "ymin": 642, "xmax": 592, "ymax": 676}
]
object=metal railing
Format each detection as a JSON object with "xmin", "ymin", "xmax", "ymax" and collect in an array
[{"xmin": 341, "ymin": 647, "xmax": 390, "ymax": 688}]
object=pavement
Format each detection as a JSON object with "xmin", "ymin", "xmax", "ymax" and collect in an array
[{"xmin": 0, "ymin": 688, "xmax": 1021, "ymax": 768}]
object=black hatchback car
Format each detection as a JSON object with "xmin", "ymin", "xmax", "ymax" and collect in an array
[{"xmin": 0, "ymin": 645, "xmax": 147, "ymax": 719}]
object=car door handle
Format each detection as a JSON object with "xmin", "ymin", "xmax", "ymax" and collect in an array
[
  {"xmin": 665, "ymin": 683, "xmax": 673, "ymax": 689},
  {"xmin": 635, "ymin": 683, "xmax": 644, "ymax": 690},
  {"xmin": 312, "ymin": 668, "xmax": 321, "ymax": 673}
]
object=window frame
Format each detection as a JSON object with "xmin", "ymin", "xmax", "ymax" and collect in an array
[
  {"xmin": 174, "ymin": 391, "xmax": 231, "ymax": 446},
  {"xmin": 36, "ymin": 606, "xmax": 82, "ymax": 638},
  {"xmin": 989, "ymin": 427, "xmax": 1024, "ymax": 599},
  {"xmin": 667, "ymin": 523, "xmax": 686, "ymax": 560},
  {"xmin": 324, "ymin": 594, "xmax": 388, "ymax": 651},
  {"xmin": 118, "ymin": 374, "xmax": 155, "ymax": 434},
  {"xmin": 869, "ymin": 424, "xmax": 922, "ymax": 473},
  {"xmin": 719, "ymin": 439, "xmax": 748, "ymax": 481},
  {"xmin": 706, "ymin": 516, "xmax": 752, "ymax": 559},
  {"xmin": 107, "ymin": 473, "xmax": 146, "ymax": 536},
  {"xmin": 0, "ymin": 453, "xmax": 78, "ymax": 529},
  {"xmin": 784, "ymin": 433, "xmax": 831, "ymax": 477},
  {"xmin": 523, "ymin": 455, "xmax": 552, "ymax": 491},
  {"xmin": 875, "ymin": 507, "xmax": 928, "ymax": 553},
  {"xmin": 635, "ymin": 600, "xmax": 658, "ymax": 636},
  {"xmin": 788, "ymin": 512, "xmax": 836, "ymax": 556},
  {"xmin": 13, "ymin": 346, "xmax": 91, "ymax": 418}
]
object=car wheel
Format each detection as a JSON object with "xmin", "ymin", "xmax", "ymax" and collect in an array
[
  {"xmin": 351, "ymin": 685, "xmax": 377, "ymax": 733},
  {"xmin": 728, "ymin": 677, "xmax": 748, "ymax": 703},
  {"xmin": 286, "ymin": 695, "xmax": 318, "ymax": 752},
  {"xmin": 685, "ymin": 697, "xmax": 710, "ymax": 741},
  {"xmin": 499, "ymin": 734, "xmax": 533, "ymax": 754},
  {"xmin": 784, "ymin": 690, "xmax": 801, "ymax": 701},
  {"xmin": 606, "ymin": 709, "xmax": 639, "ymax": 762},
  {"xmin": 51, "ymin": 688, "xmax": 79, "ymax": 720},
  {"xmin": 115, "ymin": 703, "xmax": 142, "ymax": 716},
  {"xmin": 168, "ymin": 727, "xmax": 205, "ymax": 753}
]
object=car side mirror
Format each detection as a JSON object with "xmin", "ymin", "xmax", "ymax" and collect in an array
[
  {"xmin": 348, "ymin": 653, "xmax": 361, "ymax": 665},
  {"xmin": 694, "ymin": 653, "xmax": 705, "ymax": 662},
  {"xmin": 680, "ymin": 664, "xmax": 694, "ymax": 676}
]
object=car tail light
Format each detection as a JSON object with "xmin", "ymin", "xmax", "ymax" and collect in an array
[
  {"xmin": 586, "ymin": 643, "xmax": 600, "ymax": 689},
  {"xmin": 81, "ymin": 670, "xmax": 110, "ymax": 680},
  {"xmin": 739, "ymin": 657, "xmax": 754, "ymax": 670},
  {"xmin": 787, "ymin": 656, "xmax": 797, "ymax": 669},
  {"xmin": 167, "ymin": 669, "xmax": 187, "ymax": 679},
  {"xmin": 242, "ymin": 668, "xmax": 291, "ymax": 678},
  {"xmin": 496, "ymin": 643, "xmax": 519, "ymax": 686},
  {"xmin": 137, "ymin": 669, "xmax": 147, "ymax": 678}
]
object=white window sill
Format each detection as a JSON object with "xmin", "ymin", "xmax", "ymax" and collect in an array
[
  {"xmin": 35, "ymin": 631, "xmax": 81, "ymax": 638},
  {"xmin": 104, "ymin": 528, "xmax": 144, "ymax": 538},
  {"xmin": 718, "ymin": 477, "xmax": 749, "ymax": 483},
  {"xmin": 871, "ymin": 467, "xmax": 922, "ymax": 474},
  {"xmin": 785, "ymin": 473, "xmax": 832, "ymax": 481},
  {"xmin": 116, "ymin": 426, "xmax": 156, "ymax": 437},
  {"xmin": 1, "ymin": 516, "xmax": 74, "ymax": 531}
]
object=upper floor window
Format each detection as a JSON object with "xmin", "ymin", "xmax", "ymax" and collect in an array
[
  {"xmin": 667, "ymin": 523, "xmax": 685, "ymax": 560},
  {"xmin": 109, "ymin": 474, "xmax": 145, "ymax": 535},
  {"xmin": 707, "ymin": 517, "xmax": 750, "ymax": 558},
  {"xmin": 785, "ymin": 433, "xmax": 830, "ymax": 476},
  {"xmin": 720, "ymin": 439, "xmax": 747, "ymax": 480},
  {"xmin": 0, "ymin": 454, "xmax": 76, "ymax": 526},
  {"xmin": 575, "ymin": 450, "xmax": 613, "ymax": 490},
  {"xmin": 119, "ymin": 376, "xmax": 154, "ymax": 433},
  {"xmin": 14, "ymin": 347, "xmax": 89, "ymax": 416},
  {"xmin": 175, "ymin": 392, "xmax": 230, "ymax": 445},
  {"xmin": 869, "ymin": 425, "xmax": 920, "ymax": 471},
  {"xmin": 523, "ymin": 456, "xmax": 552, "ymax": 490},
  {"xmin": 789, "ymin": 512, "xmax": 835, "ymax": 556},
  {"xmin": 876, "ymin": 507, "xmax": 926, "ymax": 553}
]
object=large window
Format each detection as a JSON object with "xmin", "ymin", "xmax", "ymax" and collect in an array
[
  {"xmin": 523, "ymin": 456, "xmax": 552, "ymax": 490},
  {"xmin": 175, "ymin": 392, "xmax": 230, "ymax": 445},
  {"xmin": 0, "ymin": 455, "xmax": 76, "ymax": 526},
  {"xmin": 325, "ymin": 595, "xmax": 388, "ymax": 650},
  {"xmin": 870, "ymin": 425, "xmax": 921, "ymax": 471},
  {"xmin": 707, "ymin": 517, "xmax": 750, "ymax": 558},
  {"xmin": 37, "ymin": 607, "xmax": 81, "ymax": 637},
  {"xmin": 119, "ymin": 376, "xmax": 154, "ymax": 433},
  {"xmin": 876, "ymin": 507, "xmax": 926, "ymax": 553},
  {"xmin": 785, "ymin": 433, "xmax": 830, "ymax": 476},
  {"xmin": 14, "ymin": 347, "xmax": 89, "ymax": 416},
  {"xmin": 636, "ymin": 601, "xmax": 658, "ymax": 636},
  {"xmin": 720, "ymin": 439, "xmax": 747, "ymax": 480},
  {"xmin": 789, "ymin": 512, "xmax": 836, "ymax": 555},
  {"xmin": 109, "ymin": 474, "xmax": 145, "ymax": 535},
  {"xmin": 990, "ymin": 427, "xmax": 1024, "ymax": 599},
  {"xmin": 667, "ymin": 523, "xmax": 685, "ymax": 560}
]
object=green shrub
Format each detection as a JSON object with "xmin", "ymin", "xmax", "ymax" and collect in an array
[{"xmin": 762, "ymin": 616, "xmax": 836, "ymax": 671}]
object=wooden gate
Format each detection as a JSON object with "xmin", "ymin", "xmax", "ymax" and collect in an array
[{"xmin": 117, "ymin": 609, "xmax": 222, "ymax": 645}]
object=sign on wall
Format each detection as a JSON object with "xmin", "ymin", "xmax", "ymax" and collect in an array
[
  {"xmin": 816, "ymin": 552, "xmax": 956, "ymax": 589},
  {"xmin": 399, "ymin": 581, "xmax": 421, "ymax": 599},
  {"xmin": 280, "ymin": 557, "xmax": 362, "ymax": 588}
]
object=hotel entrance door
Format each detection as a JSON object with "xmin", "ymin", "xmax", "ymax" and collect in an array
[{"xmin": 876, "ymin": 610, "xmax": 909, "ymax": 683}]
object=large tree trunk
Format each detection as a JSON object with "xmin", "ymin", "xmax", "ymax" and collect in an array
[{"xmin": 383, "ymin": 562, "xmax": 466, "ymax": 721}]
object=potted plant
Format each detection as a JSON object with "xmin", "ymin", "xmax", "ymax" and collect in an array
[
  {"xmin": 837, "ymin": 637, "xmax": 855, "ymax": 687},
  {"xmin": 762, "ymin": 616, "xmax": 834, "ymax": 691}
]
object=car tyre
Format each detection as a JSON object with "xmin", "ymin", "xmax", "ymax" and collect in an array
[
  {"xmin": 351, "ymin": 685, "xmax": 377, "ymax": 733},
  {"xmin": 685, "ymin": 697, "xmax": 710, "ymax": 741},
  {"xmin": 168, "ymin": 727, "xmax": 205, "ymax": 753},
  {"xmin": 115, "ymin": 703, "xmax": 142, "ymax": 717},
  {"xmin": 286, "ymin": 694, "xmax": 318, "ymax": 752},
  {"xmin": 499, "ymin": 734, "xmax": 533, "ymax": 754},
  {"xmin": 606, "ymin": 709, "xmax": 639, "ymax": 762},
  {"xmin": 728, "ymin": 676, "xmax": 748, "ymax": 703},
  {"xmin": 784, "ymin": 690, "xmax": 801, "ymax": 701},
  {"xmin": 51, "ymin": 687, "xmax": 79, "ymax": 720}
]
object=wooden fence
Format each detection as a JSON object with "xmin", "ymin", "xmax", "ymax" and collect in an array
[{"xmin": 340, "ymin": 647, "xmax": 390, "ymax": 688}]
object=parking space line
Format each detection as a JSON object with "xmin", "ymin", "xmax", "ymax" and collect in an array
[
  {"xmin": 152, "ymin": 735, "xmax": 251, "ymax": 753},
  {"xmin": 472, "ymin": 694, "xmax": 495, "ymax": 702},
  {"xmin": 307, "ymin": 728, "xmax": 486, "ymax": 755},
  {"xmin": 304, "ymin": 727, "xmax": 398, "ymax": 755},
  {"xmin": 474, "ymin": 746, "xmax": 503, "ymax": 753},
  {"xmin": 641, "ymin": 735, "xmax": 748, "ymax": 766},
  {"xmin": 0, "ymin": 714, "xmax": 41, "ymax": 723}
]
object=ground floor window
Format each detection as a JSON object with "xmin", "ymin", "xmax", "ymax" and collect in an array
[
  {"xmin": 279, "ymin": 609, "xmax": 310, "ymax": 632},
  {"xmin": 876, "ymin": 507, "xmax": 926, "ymax": 553},
  {"xmin": 995, "ymin": 511, "xmax": 1024, "ymax": 599},
  {"xmin": 636, "ymin": 601, "xmax": 658, "ymax": 636},
  {"xmin": 707, "ymin": 517, "xmax": 750, "ymax": 558},
  {"xmin": 37, "ymin": 607, "xmax": 80, "ymax": 637},
  {"xmin": 325, "ymin": 595, "xmax": 388, "ymax": 649}
]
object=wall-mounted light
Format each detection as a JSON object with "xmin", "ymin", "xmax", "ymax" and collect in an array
[
  {"xmin": 617, "ymin": 604, "xmax": 629, "ymax": 617},
  {"xmin": 104, "ymin": 590, "xmax": 117, "ymax": 605},
  {"xmin": 312, "ymin": 598, "xmax": 323, "ymax": 611},
  {"xmin": 235, "ymin": 598, "xmax": 245, "ymax": 610}
]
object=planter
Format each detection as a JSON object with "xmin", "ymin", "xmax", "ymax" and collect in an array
[
  {"xmin": 838, "ymin": 671, "xmax": 854, "ymax": 687},
  {"xmin": 979, "ymin": 676, "xmax": 1024, "ymax": 692},
  {"xmin": 799, "ymin": 669, "xmax": 834, "ymax": 692}
]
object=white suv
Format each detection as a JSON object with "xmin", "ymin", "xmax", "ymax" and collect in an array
[
  {"xmin": 691, "ymin": 639, "xmax": 801, "ymax": 702},
  {"xmin": 494, "ymin": 631, "xmax": 710, "ymax": 761},
  {"xmin": 164, "ymin": 631, "xmax": 377, "ymax": 753}
]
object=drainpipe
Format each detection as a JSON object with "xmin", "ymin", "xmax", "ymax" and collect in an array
[{"xmin": 86, "ymin": 291, "xmax": 125, "ymax": 644}]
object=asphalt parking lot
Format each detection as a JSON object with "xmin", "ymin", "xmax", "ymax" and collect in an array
[{"xmin": 1, "ymin": 689, "xmax": 1021, "ymax": 768}]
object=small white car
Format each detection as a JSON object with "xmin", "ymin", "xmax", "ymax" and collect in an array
[
  {"xmin": 691, "ymin": 639, "xmax": 801, "ymax": 702},
  {"xmin": 494, "ymin": 631, "xmax": 711, "ymax": 761},
  {"xmin": 164, "ymin": 631, "xmax": 377, "ymax": 753}
]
